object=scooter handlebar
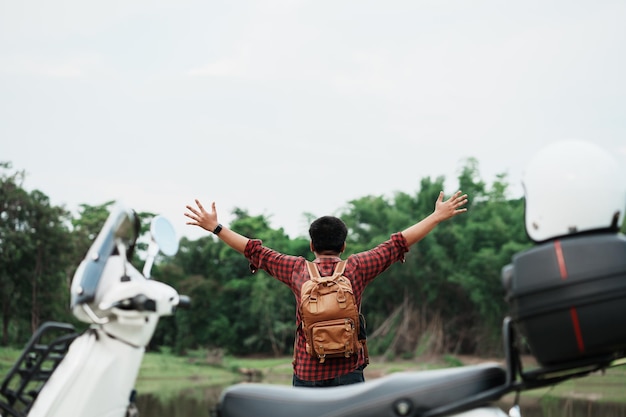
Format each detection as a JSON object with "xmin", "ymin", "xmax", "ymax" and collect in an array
[{"xmin": 178, "ymin": 295, "xmax": 192, "ymax": 309}]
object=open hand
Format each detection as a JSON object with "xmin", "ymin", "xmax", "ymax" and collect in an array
[
  {"xmin": 185, "ymin": 199, "xmax": 218, "ymax": 232},
  {"xmin": 435, "ymin": 191, "xmax": 468, "ymax": 221}
]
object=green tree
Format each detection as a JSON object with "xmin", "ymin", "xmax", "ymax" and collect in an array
[
  {"xmin": 25, "ymin": 190, "xmax": 75, "ymax": 330},
  {"xmin": 161, "ymin": 209, "xmax": 295, "ymax": 355},
  {"xmin": 0, "ymin": 163, "xmax": 31, "ymax": 344},
  {"xmin": 441, "ymin": 170, "xmax": 530, "ymax": 354},
  {"xmin": 0, "ymin": 163, "xmax": 74, "ymax": 344}
]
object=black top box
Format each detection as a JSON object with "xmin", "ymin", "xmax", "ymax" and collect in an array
[{"xmin": 502, "ymin": 233, "xmax": 626, "ymax": 366}]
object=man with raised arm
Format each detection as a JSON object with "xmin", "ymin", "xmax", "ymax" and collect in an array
[{"xmin": 184, "ymin": 190, "xmax": 468, "ymax": 387}]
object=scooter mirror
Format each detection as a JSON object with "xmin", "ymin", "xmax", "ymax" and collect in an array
[{"xmin": 150, "ymin": 215, "xmax": 179, "ymax": 256}]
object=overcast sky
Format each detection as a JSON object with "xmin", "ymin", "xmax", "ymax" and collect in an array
[{"xmin": 2, "ymin": 0, "xmax": 625, "ymax": 241}]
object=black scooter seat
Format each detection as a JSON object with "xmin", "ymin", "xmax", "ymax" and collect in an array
[{"xmin": 216, "ymin": 362, "xmax": 506, "ymax": 417}]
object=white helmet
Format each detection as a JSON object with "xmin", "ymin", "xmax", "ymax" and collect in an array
[{"xmin": 522, "ymin": 139, "xmax": 626, "ymax": 242}]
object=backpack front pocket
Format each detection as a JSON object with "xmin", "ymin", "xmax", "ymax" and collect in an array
[{"xmin": 307, "ymin": 318, "xmax": 357, "ymax": 362}]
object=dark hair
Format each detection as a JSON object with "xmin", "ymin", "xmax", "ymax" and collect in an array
[{"xmin": 309, "ymin": 216, "xmax": 348, "ymax": 254}]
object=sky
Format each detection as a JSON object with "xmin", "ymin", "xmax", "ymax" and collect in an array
[{"xmin": 2, "ymin": 0, "xmax": 625, "ymax": 242}]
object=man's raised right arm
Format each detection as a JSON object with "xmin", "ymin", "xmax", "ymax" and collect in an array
[{"xmin": 401, "ymin": 191, "xmax": 468, "ymax": 247}]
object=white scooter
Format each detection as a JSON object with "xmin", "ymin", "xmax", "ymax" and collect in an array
[{"xmin": 0, "ymin": 203, "xmax": 188, "ymax": 417}]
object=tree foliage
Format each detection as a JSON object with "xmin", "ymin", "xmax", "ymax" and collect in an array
[{"xmin": 0, "ymin": 163, "xmax": 75, "ymax": 344}]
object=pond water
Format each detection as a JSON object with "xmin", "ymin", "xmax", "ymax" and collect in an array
[
  {"xmin": 136, "ymin": 386, "xmax": 626, "ymax": 417},
  {"xmin": 137, "ymin": 386, "xmax": 223, "ymax": 417}
]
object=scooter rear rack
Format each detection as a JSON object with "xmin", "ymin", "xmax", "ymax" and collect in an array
[{"xmin": 0, "ymin": 322, "xmax": 79, "ymax": 417}]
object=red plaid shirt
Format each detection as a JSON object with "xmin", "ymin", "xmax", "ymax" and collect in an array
[{"xmin": 244, "ymin": 232, "xmax": 409, "ymax": 381}]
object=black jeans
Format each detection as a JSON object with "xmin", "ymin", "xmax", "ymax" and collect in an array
[{"xmin": 292, "ymin": 366, "xmax": 365, "ymax": 387}]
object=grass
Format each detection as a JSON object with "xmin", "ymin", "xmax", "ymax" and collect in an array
[
  {"xmin": 519, "ymin": 366, "xmax": 626, "ymax": 403},
  {"xmin": 0, "ymin": 347, "xmax": 23, "ymax": 375},
  {"xmin": 134, "ymin": 351, "xmax": 239, "ymax": 396}
]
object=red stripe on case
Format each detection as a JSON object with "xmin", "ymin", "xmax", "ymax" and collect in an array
[
  {"xmin": 570, "ymin": 307, "xmax": 585, "ymax": 353},
  {"xmin": 554, "ymin": 240, "xmax": 568, "ymax": 280}
]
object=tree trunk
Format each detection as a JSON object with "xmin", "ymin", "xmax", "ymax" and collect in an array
[
  {"xmin": 31, "ymin": 245, "xmax": 42, "ymax": 333},
  {"xmin": 1, "ymin": 304, "xmax": 9, "ymax": 346}
]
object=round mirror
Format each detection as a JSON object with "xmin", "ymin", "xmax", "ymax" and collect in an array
[{"xmin": 150, "ymin": 215, "xmax": 179, "ymax": 256}]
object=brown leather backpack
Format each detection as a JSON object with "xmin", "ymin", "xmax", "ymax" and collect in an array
[{"xmin": 299, "ymin": 260, "xmax": 363, "ymax": 363}]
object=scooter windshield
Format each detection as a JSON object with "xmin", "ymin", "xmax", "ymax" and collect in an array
[{"xmin": 70, "ymin": 203, "xmax": 139, "ymax": 308}]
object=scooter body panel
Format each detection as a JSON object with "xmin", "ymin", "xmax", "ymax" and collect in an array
[{"xmin": 27, "ymin": 329, "xmax": 143, "ymax": 417}]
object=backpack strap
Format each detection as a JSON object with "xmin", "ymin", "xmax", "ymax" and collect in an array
[
  {"xmin": 332, "ymin": 260, "xmax": 347, "ymax": 277},
  {"xmin": 305, "ymin": 260, "xmax": 322, "ymax": 280}
]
